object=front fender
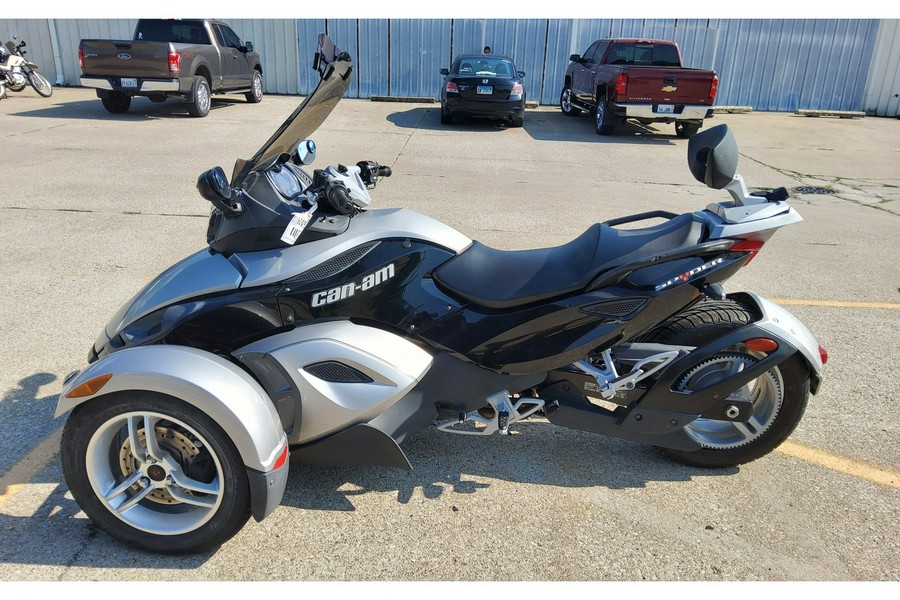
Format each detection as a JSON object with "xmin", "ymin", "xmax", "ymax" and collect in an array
[{"xmin": 57, "ymin": 345, "xmax": 286, "ymax": 472}]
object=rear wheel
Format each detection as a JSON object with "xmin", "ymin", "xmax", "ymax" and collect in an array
[
  {"xmin": 101, "ymin": 91, "xmax": 131, "ymax": 114},
  {"xmin": 187, "ymin": 75, "xmax": 211, "ymax": 118},
  {"xmin": 440, "ymin": 106, "xmax": 453, "ymax": 125},
  {"xmin": 595, "ymin": 99, "xmax": 616, "ymax": 135},
  {"xmin": 61, "ymin": 391, "xmax": 251, "ymax": 554},
  {"xmin": 675, "ymin": 121, "xmax": 701, "ymax": 138},
  {"xmin": 643, "ymin": 299, "xmax": 811, "ymax": 467}
]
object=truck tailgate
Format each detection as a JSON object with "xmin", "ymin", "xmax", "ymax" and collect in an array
[
  {"xmin": 623, "ymin": 68, "xmax": 715, "ymax": 105},
  {"xmin": 81, "ymin": 40, "xmax": 172, "ymax": 79}
]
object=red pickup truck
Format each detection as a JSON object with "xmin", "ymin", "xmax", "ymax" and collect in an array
[{"xmin": 560, "ymin": 39, "xmax": 718, "ymax": 137}]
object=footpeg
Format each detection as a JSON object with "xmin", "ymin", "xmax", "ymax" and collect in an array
[{"xmin": 437, "ymin": 391, "xmax": 544, "ymax": 436}]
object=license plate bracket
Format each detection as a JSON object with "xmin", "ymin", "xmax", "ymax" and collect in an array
[
  {"xmin": 476, "ymin": 85, "xmax": 493, "ymax": 95},
  {"xmin": 656, "ymin": 104, "xmax": 675, "ymax": 114},
  {"xmin": 120, "ymin": 77, "xmax": 138, "ymax": 89}
]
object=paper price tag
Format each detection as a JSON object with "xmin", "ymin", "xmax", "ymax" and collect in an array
[{"xmin": 280, "ymin": 211, "xmax": 314, "ymax": 245}]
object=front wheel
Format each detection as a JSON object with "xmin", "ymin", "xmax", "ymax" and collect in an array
[
  {"xmin": 643, "ymin": 299, "xmax": 811, "ymax": 467},
  {"xmin": 245, "ymin": 70, "xmax": 263, "ymax": 103},
  {"xmin": 560, "ymin": 87, "xmax": 581, "ymax": 116},
  {"xmin": 61, "ymin": 391, "xmax": 251, "ymax": 554},
  {"xmin": 27, "ymin": 71, "xmax": 53, "ymax": 97}
]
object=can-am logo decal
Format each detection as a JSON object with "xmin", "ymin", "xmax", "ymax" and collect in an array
[
  {"xmin": 311, "ymin": 263, "xmax": 396, "ymax": 308},
  {"xmin": 655, "ymin": 257, "xmax": 724, "ymax": 291}
]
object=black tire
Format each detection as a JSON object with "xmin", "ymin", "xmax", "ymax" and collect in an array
[
  {"xmin": 101, "ymin": 91, "xmax": 131, "ymax": 114},
  {"xmin": 675, "ymin": 121, "xmax": 701, "ymax": 138},
  {"xmin": 187, "ymin": 75, "xmax": 211, "ymax": 118},
  {"xmin": 560, "ymin": 86, "xmax": 581, "ymax": 116},
  {"xmin": 27, "ymin": 71, "xmax": 53, "ymax": 97},
  {"xmin": 440, "ymin": 107, "xmax": 452, "ymax": 125},
  {"xmin": 511, "ymin": 116, "xmax": 524, "ymax": 127},
  {"xmin": 245, "ymin": 70, "xmax": 263, "ymax": 103},
  {"xmin": 595, "ymin": 98, "xmax": 616, "ymax": 135},
  {"xmin": 642, "ymin": 298, "xmax": 811, "ymax": 468},
  {"xmin": 61, "ymin": 391, "xmax": 251, "ymax": 554}
]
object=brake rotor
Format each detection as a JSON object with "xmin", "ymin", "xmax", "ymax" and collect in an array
[{"xmin": 119, "ymin": 426, "xmax": 201, "ymax": 505}]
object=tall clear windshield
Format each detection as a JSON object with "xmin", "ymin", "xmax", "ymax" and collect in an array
[{"xmin": 232, "ymin": 33, "xmax": 352, "ymax": 186}]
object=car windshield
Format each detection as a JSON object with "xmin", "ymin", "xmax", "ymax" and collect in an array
[
  {"xmin": 232, "ymin": 33, "xmax": 352, "ymax": 186},
  {"xmin": 456, "ymin": 57, "xmax": 514, "ymax": 77}
]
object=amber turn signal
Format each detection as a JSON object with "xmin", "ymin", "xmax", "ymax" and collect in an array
[{"xmin": 65, "ymin": 373, "xmax": 112, "ymax": 398}]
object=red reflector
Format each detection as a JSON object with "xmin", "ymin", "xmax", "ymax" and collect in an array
[
  {"xmin": 731, "ymin": 239, "xmax": 765, "ymax": 265},
  {"xmin": 168, "ymin": 51, "xmax": 181, "ymax": 74},
  {"xmin": 744, "ymin": 338, "xmax": 778, "ymax": 353},
  {"xmin": 273, "ymin": 445, "xmax": 289, "ymax": 470},
  {"xmin": 819, "ymin": 345, "xmax": 828, "ymax": 365},
  {"xmin": 615, "ymin": 73, "xmax": 628, "ymax": 96},
  {"xmin": 710, "ymin": 75, "xmax": 719, "ymax": 100},
  {"xmin": 446, "ymin": 81, "xmax": 458, "ymax": 93}
]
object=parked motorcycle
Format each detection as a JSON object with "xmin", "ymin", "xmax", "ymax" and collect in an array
[
  {"xmin": 57, "ymin": 34, "xmax": 826, "ymax": 554},
  {"xmin": 0, "ymin": 36, "xmax": 53, "ymax": 98}
]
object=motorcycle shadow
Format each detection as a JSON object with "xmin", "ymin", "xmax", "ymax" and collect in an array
[{"xmin": 282, "ymin": 421, "xmax": 737, "ymax": 512}]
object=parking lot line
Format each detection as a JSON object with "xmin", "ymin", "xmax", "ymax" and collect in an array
[
  {"xmin": 771, "ymin": 298, "xmax": 900, "ymax": 309},
  {"xmin": 776, "ymin": 440, "xmax": 900, "ymax": 490},
  {"xmin": 0, "ymin": 425, "xmax": 64, "ymax": 511}
]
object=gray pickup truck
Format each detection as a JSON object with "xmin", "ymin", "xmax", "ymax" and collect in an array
[{"xmin": 79, "ymin": 19, "xmax": 263, "ymax": 117}]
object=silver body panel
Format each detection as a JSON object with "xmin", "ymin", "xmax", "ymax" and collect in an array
[
  {"xmin": 104, "ymin": 249, "xmax": 242, "ymax": 338},
  {"xmin": 80, "ymin": 76, "xmax": 180, "ymax": 92},
  {"xmin": 746, "ymin": 292, "xmax": 824, "ymax": 380},
  {"xmin": 235, "ymin": 321, "xmax": 434, "ymax": 444},
  {"xmin": 233, "ymin": 208, "xmax": 472, "ymax": 289},
  {"xmin": 616, "ymin": 103, "xmax": 711, "ymax": 120},
  {"xmin": 56, "ymin": 345, "xmax": 287, "ymax": 473}
]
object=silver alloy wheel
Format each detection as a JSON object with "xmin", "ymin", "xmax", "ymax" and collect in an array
[
  {"xmin": 253, "ymin": 72, "xmax": 262, "ymax": 99},
  {"xmin": 197, "ymin": 80, "xmax": 210, "ymax": 112},
  {"xmin": 85, "ymin": 410, "xmax": 224, "ymax": 535},
  {"xmin": 595, "ymin": 102, "xmax": 605, "ymax": 128},
  {"xmin": 561, "ymin": 89, "xmax": 572, "ymax": 112},
  {"xmin": 677, "ymin": 353, "xmax": 784, "ymax": 449}
]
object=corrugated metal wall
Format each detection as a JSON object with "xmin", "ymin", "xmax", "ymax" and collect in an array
[
  {"xmin": 863, "ymin": 19, "xmax": 900, "ymax": 117},
  {"xmin": 0, "ymin": 18, "xmax": 895, "ymax": 115}
]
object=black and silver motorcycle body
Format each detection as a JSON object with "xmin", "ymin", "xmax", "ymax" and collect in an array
[
  {"xmin": 0, "ymin": 36, "xmax": 53, "ymax": 98},
  {"xmin": 57, "ymin": 35, "xmax": 826, "ymax": 554}
]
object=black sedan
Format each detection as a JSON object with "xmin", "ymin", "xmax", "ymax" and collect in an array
[{"xmin": 439, "ymin": 55, "xmax": 526, "ymax": 127}]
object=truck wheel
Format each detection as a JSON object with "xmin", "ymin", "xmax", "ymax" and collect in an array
[
  {"xmin": 245, "ymin": 70, "xmax": 263, "ymax": 103},
  {"xmin": 560, "ymin": 87, "xmax": 581, "ymax": 116},
  {"xmin": 187, "ymin": 76, "xmax": 211, "ymax": 118},
  {"xmin": 595, "ymin": 100, "xmax": 616, "ymax": 135},
  {"xmin": 101, "ymin": 92, "xmax": 131, "ymax": 114},
  {"xmin": 675, "ymin": 122, "xmax": 701, "ymax": 138},
  {"xmin": 60, "ymin": 391, "xmax": 251, "ymax": 554}
]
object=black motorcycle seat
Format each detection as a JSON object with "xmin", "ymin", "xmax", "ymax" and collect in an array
[{"xmin": 433, "ymin": 213, "xmax": 704, "ymax": 309}]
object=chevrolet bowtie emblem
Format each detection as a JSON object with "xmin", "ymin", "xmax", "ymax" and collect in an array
[{"xmin": 661, "ymin": 85, "xmax": 677, "ymax": 93}]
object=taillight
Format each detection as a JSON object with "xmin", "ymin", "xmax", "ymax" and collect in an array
[
  {"xmin": 615, "ymin": 73, "xmax": 628, "ymax": 96},
  {"xmin": 78, "ymin": 47, "xmax": 84, "ymax": 71},
  {"xmin": 731, "ymin": 239, "xmax": 765, "ymax": 265},
  {"xmin": 709, "ymin": 75, "xmax": 719, "ymax": 100},
  {"xmin": 168, "ymin": 51, "xmax": 182, "ymax": 74},
  {"xmin": 445, "ymin": 81, "xmax": 458, "ymax": 93},
  {"xmin": 511, "ymin": 83, "xmax": 523, "ymax": 95}
]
